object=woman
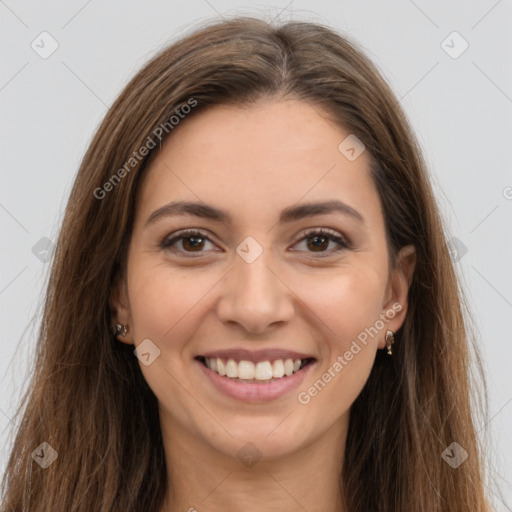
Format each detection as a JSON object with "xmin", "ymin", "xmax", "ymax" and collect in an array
[{"xmin": 0, "ymin": 15, "xmax": 492, "ymax": 512}]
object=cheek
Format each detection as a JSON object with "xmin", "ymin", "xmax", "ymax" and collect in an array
[
  {"xmin": 293, "ymin": 261, "xmax": 387, "ymax": 348},
  {"xmin": 294, "ymin": 266, "xmax": 385, "ymax": 423},
  {"xmin": 126, "ymin": 262, "xmax": 218, "ymax": 425},
  {"xmin": 127, "ymin": 259, "xmax": 218, "ymax": 343}
]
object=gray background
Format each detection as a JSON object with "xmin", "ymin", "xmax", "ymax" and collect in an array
[{"xmin": 1, "ymin": 0, "xmax": 511, "ymax": 508}]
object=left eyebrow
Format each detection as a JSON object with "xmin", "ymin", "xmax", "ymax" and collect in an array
[{"xmin": 145, "ymin": 199, "xmax": 365, "ymax": 227}]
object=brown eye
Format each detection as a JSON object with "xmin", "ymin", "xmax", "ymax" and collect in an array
[
  {"xmin": 180, "ymin": 235, "xmax": 206, "ymax": 252},
  {"xmin": 292, "ymin": 228, "xmax": 349, "ymax": 256},
  {"xmin": 160, "ymin": 227, "xmax": 349, "ymax": 258},
  {"xmin": 306, "ymin": 234, "xmax": 330, "ymax": 252},
  {"xmin": 161, "ymin": 230, "xmax": 216, "ymax": 254}
]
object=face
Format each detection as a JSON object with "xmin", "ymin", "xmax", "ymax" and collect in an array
[{"xmin": 112, "ymin": 99, "xmax": 415, "ymax": 462}]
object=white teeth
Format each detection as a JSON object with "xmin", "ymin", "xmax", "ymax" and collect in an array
[
  {"xmin": 217, "ymin": 358, "xmax": 226, "ymax": 376},
  {"xmin": 203, "ymin": 356, "xmax": 309, "ymax": 381},
  {"xmin": 284, "ymin": 359, "xmax": 294, "ymax": 376},
  {"xmin": 226, "ymin": 359, "xmax": 238, "ymax": 378},
  {"xmin": 272, "ymin": 359, "xmax": 285, "ymax": 378},
  {"xmin": 255, "ymin": 361, "xmax": 273, "ymax": 380},
  {"xmin": 238, "ymin": 360, "xmax": 255, "ymax": 379}
]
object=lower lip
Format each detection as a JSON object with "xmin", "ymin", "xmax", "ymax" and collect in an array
[{"xmin": 196, "ymin": 359, "xmax": 315, "ymax": 402}]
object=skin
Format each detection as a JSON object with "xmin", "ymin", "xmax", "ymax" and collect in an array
[{"xmin": 112, "ymin": 98, "xmax": 416, "ymax": 512}]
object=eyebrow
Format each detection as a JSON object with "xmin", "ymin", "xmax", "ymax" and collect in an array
[{"xmin": 145, "ymin": 199, "xmax": 365, "ymax": 227}]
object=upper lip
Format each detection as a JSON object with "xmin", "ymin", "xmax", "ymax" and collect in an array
[{"xmin": 198, "ymin": 348, "xmax": 316, "ymax": 363}]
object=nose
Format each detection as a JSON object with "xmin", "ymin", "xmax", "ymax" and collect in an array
[{"xmin": 216, "ymin": 248, "xmax": 295, "ymax": 335}]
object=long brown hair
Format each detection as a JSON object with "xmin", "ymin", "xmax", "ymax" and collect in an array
[{"xmin": 1, "ymin": 15, "xmax": 493, "ymax": 511}]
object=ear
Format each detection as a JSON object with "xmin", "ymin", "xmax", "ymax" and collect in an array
[
  {"xmin": 109, "ymin": 271, "xmax": 134, "ymax": 345},
  {"xmin": 378, "ymin": 244, "xmax": 416, "ymax": 349}
]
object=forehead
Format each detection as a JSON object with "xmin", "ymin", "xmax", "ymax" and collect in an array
[{"xmin": 135, "ymin": 99, "xmax": 381, "ymax": 229}]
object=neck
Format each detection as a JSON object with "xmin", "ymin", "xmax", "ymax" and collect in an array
[{"xmin": 158, "ymin": 412, "xmax": 349, "ymax": 512}]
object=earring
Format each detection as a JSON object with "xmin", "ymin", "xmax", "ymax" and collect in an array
[
  {"xmin": 113, "ymin": 323, "xmax": 129, "ymax": 337},
  {"xmin": 385, "ymin": 330, "xmax": 395, "ymax": 355}
]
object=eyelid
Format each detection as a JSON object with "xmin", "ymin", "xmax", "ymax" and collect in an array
[
  {"xmin": 294, "ymin": 226, "xmax": 349, "ymax": 246},
  {"xmin": 160, "ymin": 228, "xmax": 220, "ymax": 254},
  {"xmin": 160, "ymin": 226, "xmax": 350, "ymax": 256},
  {"xmin": 290, "ymin": 227, "xmax": 351, "ymax": 256}
]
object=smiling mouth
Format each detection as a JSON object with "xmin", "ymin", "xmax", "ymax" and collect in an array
[{"xmin": 195, "ymin": 356, "xmax": 316, "ymax": 383}]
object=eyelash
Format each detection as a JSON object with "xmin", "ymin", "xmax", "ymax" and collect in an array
[{"xmin": 160, "ymin": 227, "xmax": 350, "ymax": 258}]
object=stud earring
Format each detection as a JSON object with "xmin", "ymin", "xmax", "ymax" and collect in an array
[
  {"xmin": 385, "ymin": 330, "xmax": 395, "ymax": 355},
  {"xmin": 113, "ymin": 323, "xmax": 129, "ymax": 337}
]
